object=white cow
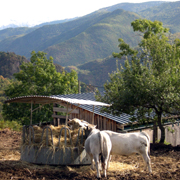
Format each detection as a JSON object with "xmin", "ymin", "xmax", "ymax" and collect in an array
[
  {"xmin": 103, "ymin": 130, "xmax": 152, "ymax": 173},
  {"xmin": 68, "ymin": 118, "xmax": 90, "ymax": 130},
  {"xmin": 68, "ymin": 119, "xmax": 152, "ymax": 173},
  {"xmin": 85, "ymin": 126, "xmax": 112, "ymax": 178}
]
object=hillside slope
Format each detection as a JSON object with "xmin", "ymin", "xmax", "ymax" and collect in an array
[
  {"xmin": 138, "ymin": 1, "xmax": 180, "ymax": 33},
  {"xmin": 46, "ymin": 9, "xmax": 141, "ymax": 66},
  {"xmin": 101, "ymin": 1, "xmax": 165, "ymax": 13},
  {"xmin": 0, "ymin": 27, "xmax": 36, "ymax": 42},
  {"xmin": 0, "ymin": 10, "xmax": 114, "ymax": 57},
  {"xmin": 0, "ymin": 1, "xmax": 166, "ymax": 65},
  {"xmin": 65, "ymin": 55, "xmax": 125, "ymax": 87}
]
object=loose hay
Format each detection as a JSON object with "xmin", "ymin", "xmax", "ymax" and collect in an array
[
  {"xmin": 23, "ymin": 125, "xmax": 86, "ymax": 148},
  {"xmin": 109, "ymin": 160, "xmax": 136, "ymax": 172}
]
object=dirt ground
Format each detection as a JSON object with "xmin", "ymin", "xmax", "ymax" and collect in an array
[{"xmin": 0, "ymin": 128, "xmax": 180, "ymax": 180}]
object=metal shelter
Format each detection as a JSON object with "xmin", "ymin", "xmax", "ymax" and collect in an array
[{"xmin": 5, "ymin": 95, "xmax": 111, "ymax": 125}]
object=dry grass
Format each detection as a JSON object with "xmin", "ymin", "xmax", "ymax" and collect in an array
[{"xmin": 23, "ymin": 125, "xmax": 85, "ymax": 148}]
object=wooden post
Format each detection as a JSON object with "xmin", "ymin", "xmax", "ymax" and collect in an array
[
  {"xmin": 65, "ymin": 103, "xmax": 69, "ymax": 145},
  {"xmin": 98, "ymin": 115, "xmax": 99, "ymax": 129},
  {"xmin": 78, "ymin": 80, "xmax": 81, "ymax": 94},
  {"xmin": 30, "ymin": 100, "xmax": 32, "ymax": 125},
  {"xmin": 92, "ymin": 105, "xmax": 94, "ymax": 124}
]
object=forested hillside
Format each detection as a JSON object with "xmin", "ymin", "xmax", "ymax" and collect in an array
[
  {"xmin": 46, "ymin": 9, "xmax": 141, "ymax": 66},
  {"xmin": 0, "ymin": 1, "xmax": 169, "ymax": 67},
  {"xmin": 101, "ymin": 1, "xmax": 165, "ymax": 13},
  {"xmin": 1, "ymin": 1, "xmax": 180, "ymax": 88},
  {"xmin": 0, "ymin": 27, "xmax": 36, "ymax": 42},
  {"xmin": 65, "ymin": 55, "xmax": 125, "ymax": 87},
  {"xmin": 138, "ymin": 1, "xmax": 180, "ymax": 33}
]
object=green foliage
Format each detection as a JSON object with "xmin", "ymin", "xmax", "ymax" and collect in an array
[
  {"xmin": 131, "ymin": 19, "xmax": 169, "ymax": 39},
  {"xmin": 3, "ymin": 51, "xmax": 78, "ymax": 125},
  {"xmin": 167, "ymin": 126, "xmax": 175, "ymax": 134},
  {"xmin": 97, "ymin": 19, "xmax": 180, "ymax": 143},
  {"xmin": 0, "ymin": 75, "xmax": 10, "ymax": 112},
  {"xmin": 0, "ymin": 119, "xmax": 22, "ymax": 131}
]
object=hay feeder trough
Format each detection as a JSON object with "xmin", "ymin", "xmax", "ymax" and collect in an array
[{"xmin": 5, "ymin": 95, "xmax": 111, "ymax": 166}]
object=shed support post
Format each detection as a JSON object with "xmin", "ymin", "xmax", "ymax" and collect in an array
[
  {"xmin": 92, "ymin": 105, "xmax": 94, "ymax": 124},
  {"xmin": 65, "ymin": 103, "xmax": 69, "ymax": 145},
  {"xmin": 30, "ymin": 100, "xmax": 33, "ymax": 125}
]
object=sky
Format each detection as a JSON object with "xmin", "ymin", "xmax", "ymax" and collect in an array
[{"xmin": 0, "ymin": 0, "xmax": 178, "ymax": 27}]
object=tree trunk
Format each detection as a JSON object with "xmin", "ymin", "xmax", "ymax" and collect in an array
[
  {"xmin": 157, "ymin": 113, "xmax": 165, "ymax": 143},
  {"xmin": 153, "ymin": 121, "xmax": 158, "ymax": 144}
]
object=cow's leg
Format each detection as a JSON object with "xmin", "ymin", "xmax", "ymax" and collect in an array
[
  {"xmin": 107, "ymin": 155, "xmax": 112, "ymax": 170},
  {"xmin": 94, "ymin": 154, "xmax": 101, "ymax": 178},
  {"xmin": 141, "ymin": 151, "xmax": 152, "ymax": 173},
  {"xmin": 90, "ymin": 155, "xmax": 95, "ymax": 170},
  {"xmin": 102, "ymin": 159, "xmax": 108, "ymax": 177}
]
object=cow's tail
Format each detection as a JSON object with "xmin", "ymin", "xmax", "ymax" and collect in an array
[
  {"xmin": 141, "ymin": 131, "xmax": 150, "ymax": 154},
  {"xmin": 99, "ymin": 132, "xmax": 106, "ymax": 167}
]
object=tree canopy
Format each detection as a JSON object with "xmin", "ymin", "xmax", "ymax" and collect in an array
[
  {"xmin": 96, "ymin": 19, "xmax": 180, "ymax": 143},
  {"xmin": 3, "ymin": 51, "xmax": 78, "ymax": 125}
]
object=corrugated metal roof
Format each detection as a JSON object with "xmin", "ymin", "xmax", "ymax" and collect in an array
[
  {"xmin": 5, "ymin": 95, "xmax": 111, "ymax": 107},
  {"xmin": 53, "ymin": 93, "xmax": 131, "ymax": 124},
  {"xmin": 5, "ymin": 93, "xmax": 131, "ymax": 124}
]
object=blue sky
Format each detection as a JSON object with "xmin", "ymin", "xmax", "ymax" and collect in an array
[{"xmin": 0, "ymin": 0, "xmax": 177, "ymax": 27}]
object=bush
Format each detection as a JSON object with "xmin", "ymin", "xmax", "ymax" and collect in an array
[{"xmin": 0, "ymin": 119, "xmax": 22, "ymax": 131}]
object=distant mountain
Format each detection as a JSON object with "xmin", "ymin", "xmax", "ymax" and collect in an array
[
  {"xmin": 0, "ymin": 18, "xmax": 78, "ymax": 42},
  {"xmin": 45, "ymin": 9, "xmax": 142, "ymax": 66},
  {"xmin": 0, "ymin": 9, "xmax": 142, "ymax": 66},
  {"xmin": 138, "ymin": 1, "xmax": 180, "ymax": 33},
  {"xmin": 0, "ymin": 1, "xmax": 180, "ymax": 69},
  {"xmin": 34, "ymin": 18, "xmax": 78, "ymax": 28},
  {"xmin": 100, "ymin": 1, "xmax": 166, "ymax": 13},
  {"xmin": 0, "ymin": 27, "xmax": 37, "ymax": 42},
  {"xmin": 0, "ymin": 24, "xmax": 19, "ymax": 30},
  {"xmin": 65, "ymin": 55, "xmax": 125, "ymax": 87}
]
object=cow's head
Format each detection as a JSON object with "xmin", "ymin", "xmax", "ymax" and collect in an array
[{"xmin": 85, "ymin": 124, "xmax": 97, "ymax": 137}]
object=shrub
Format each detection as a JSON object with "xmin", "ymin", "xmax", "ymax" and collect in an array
[{"xmin": 0, "ymin": 119, "xmax": 22, "ymax": 131}]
